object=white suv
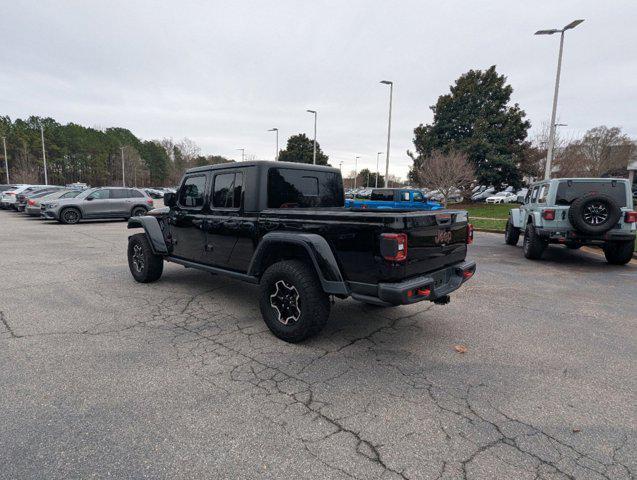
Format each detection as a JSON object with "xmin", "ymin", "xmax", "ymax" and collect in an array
[{"xmin": 505, "ymin": 178, "xmax": 636, "ymax": 264}]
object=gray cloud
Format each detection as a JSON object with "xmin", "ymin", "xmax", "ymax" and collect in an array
[{"xmin": 1, "ymin": 0, "xmax": 635, "ymax": 179}]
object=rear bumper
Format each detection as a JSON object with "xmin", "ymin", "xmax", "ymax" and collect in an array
[
  {"xmin": 350, "ymin": 261, "xmax": 476, "ymax": 306},
  {"xmin": 535, "ymin": 227, "xmax": 635, "ymax": 242},
  {"xmin": 24, "ymin": 206, "xmax": 42, "ymax": 216}
]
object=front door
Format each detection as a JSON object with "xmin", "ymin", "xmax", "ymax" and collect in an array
[
  {"xmin": 83, "ymin": 188, "xmax": 112, "ymax": 217},
  {"xmin": 168, "ymin": 174, "xmax": 209, "ymax": 263}
]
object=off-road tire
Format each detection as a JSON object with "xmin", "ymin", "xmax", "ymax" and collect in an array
[
  {"xmin": 59, "ymin": 207, "xmax": 82, "ymax": 225},
  {"xmin": 523, "ymin": 224, "xmax": 547, "ymax": 260},
  {"xmin": 131, "ymin": 206, "xmax": 147, "ymax": 218},
  {"xmin": 568, "ymin": 193, "xmax": 621, "ymax": 235},
  {"xmin": 259, "ymin": 260, "xmax": 330, "ymax": 343},
  {"xmin": 603, "ymin": 240, "xmax": 635, "ymax": 265},
  {"xmin": 128, "ymin": 233, "xmax": 164, "ymax": 282},
  {"xmin": 504, "ymin": 219, "xmax": 520, "ymax": 246}
]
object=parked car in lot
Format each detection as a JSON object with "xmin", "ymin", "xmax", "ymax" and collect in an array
[
  {"xmin": 485, "ymin": 191, "xmax": 518, "ymax": 204},
  {"xmin": 471, "ymin": 187, "xmax": 495, "ymax": 202},
  {"xmin": 41, "ymin": 187, "xmax": 154, "ymax": 224},
  {"xmin": 24, "ymin": 189, "xmax": 81, "ymax": 216},
  {"xmin": 345, "ymin": 188, "xmax": 442, "ymax": 210},
  {"xmin": 127, "ymin": 161, "xmax": 475, "ymax": 342},
  {"xmin": 505, "ymin": 178, "xmax": 636, "ymax": 264},
  {"xmin": 16, "ymin": 186, "xmax": 65, "ymax": 211},
  {"xmin": 1, "ymin": 185, "xmax": 34, "ymax": 209}
]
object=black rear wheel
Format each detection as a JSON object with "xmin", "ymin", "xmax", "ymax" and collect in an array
[
  {"xmin": 259, "ymin": 260, "xmax": 330, "ymax": 342},
  {"xmin": 128, "ymin": 233, "xmax": 164, "ymax": 282},
  {"xmin": 504, "ymin": 219, "xmax": 520, "ymax": 246},
  {"xmin": 523, "ymin": 224, "xmax": 547, "ymax": 260},
  {"xmin": 603, "ymin": 240, "xmax": 634, "ymax": 265},
  {"xmin": 131, "ymin": 206, "xmax": 147, "ymax": 217}
]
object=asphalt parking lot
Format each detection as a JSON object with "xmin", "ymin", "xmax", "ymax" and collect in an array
[{"xmin": 1, "ymin": 211, "xmax": 635, "ymax": 480}]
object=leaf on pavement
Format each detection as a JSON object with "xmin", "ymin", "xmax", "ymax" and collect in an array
[{"xmin": 453, "ymin": 344, "xmax": 468, "ymax": 353}]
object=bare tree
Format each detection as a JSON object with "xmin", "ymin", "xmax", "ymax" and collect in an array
[
  {"xmin": 555, "ymin": 126, "xmax": 635, "ymax": 177},
  {"xmin": 413, "ymin": 150, "xmax": 475, "ymax": 207}
]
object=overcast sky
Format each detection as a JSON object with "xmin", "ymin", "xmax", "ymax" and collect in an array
[{"xmin": 2, "ymin": 0, "xmax": 636, "ymax": 179}]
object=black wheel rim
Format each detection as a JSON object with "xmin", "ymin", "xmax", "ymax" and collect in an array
[
  {"xmin": 132, "ymin": 244, "xmax": 145, "ymax": 272},
  {"xmin": 133, "ymin": 208, "xmax": 144, "ymax": 216},
  {"xmin": 269, "ymin": 280, "xmax": 301, "ymax": 325},
  {"xmin": 582, "ymin": 202, "xmax": 609, "ymax": 225},
  {"xmin": 64, "ymin": 210, "xmax": 79, "ymax": 223}
]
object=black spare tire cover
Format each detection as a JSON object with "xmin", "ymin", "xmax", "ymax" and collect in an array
[{"xmin": 567, "ymin": 193, "xmax": 621, "ymax": 234}]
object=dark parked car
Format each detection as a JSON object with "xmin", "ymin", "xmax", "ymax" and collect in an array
[
  {"xmin": 41, "ymin": 187, "xmax": 154, "ymax": 224},
  {"xmin": 16, "ymin": 187, "xmax": 64, "ymax": 211},
  {"xmin": 127, "ymin": 161, "xmax": 475, "ymax": 342}
]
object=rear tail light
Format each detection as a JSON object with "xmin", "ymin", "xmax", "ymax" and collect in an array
[
  {"xmin": 466, "ymin": 224, "xmax": 474, "ymax": 244},
  {"xmin": 625, "ymin": 211, "xmax": 637, "ymax": 223},
  {"xmin": 380, "ymin": 233, "xmax": 408, "ymax": 262},
  {"xmin": 462, "ymin": 270, "xmax": 474, "ymax": 280},
  {"xmin": 542, "ymin": 209, "xmax": 556, "ymax": 220},
  {"xmin": 146, "ymin": 199, "xmax": 154, "ymax": 206},
  {"xmin": 27, "ymin": 199, "xmax": 36, "ymax": 206}
]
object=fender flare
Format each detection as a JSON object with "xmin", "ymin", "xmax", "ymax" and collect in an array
[
  {"xmin": 248, "ymin": 232, "xmax": 348, "ymax": 295},
  {"xmin": 128, "ymin": 216, "xmax": 168, "ymax": 255},
  {"xmin": 509, "ymin": 208, "xmax": 522, "ymax": 228}
]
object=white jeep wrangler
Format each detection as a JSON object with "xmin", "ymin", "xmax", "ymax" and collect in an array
[{"xmin": 505, "ymin": 178, "xmax": 636, "ymax": 264}]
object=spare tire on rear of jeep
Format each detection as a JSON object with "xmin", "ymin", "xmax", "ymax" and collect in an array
[{"xmin": 567, "ymin": 193, "xmax": 621, "ymax": 235}]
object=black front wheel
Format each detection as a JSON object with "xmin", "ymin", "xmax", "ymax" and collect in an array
[
  {"xmin": 59, "ymin": 207, "xmax": 81, "ymax": 225},
  {"xmin": 603, "ymin": 240, "xmax": 635, "ymax": 265},
  {"xmin": 504, "ymin": 219, "xmax": 520, "ymax": 246},
  {"xmin": 128, "ymin": 233, "xmax": 164, "ymax": 282},
  {"xmin": 259, "ymin": 260, "xmax": 330, "ymax": 342},
  {"xmin": 523, "ymin": 224, "xmax": 547, "ymax": 260}
]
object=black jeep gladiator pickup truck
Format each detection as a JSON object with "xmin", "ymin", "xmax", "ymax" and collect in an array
[{"xmin": 127, "ymin": 161, "xmax": 475, "ymax": 342}]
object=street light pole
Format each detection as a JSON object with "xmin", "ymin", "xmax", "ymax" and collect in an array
[
  {"xmin": 39, "ymin": 122, "xmax": 48, "ymax": 185},
  {"xmin": 339, "ymin": 161, "xmax": 343, "ymax": 173},
  {"xmin": 2, "ymin": 136, "xmax": 8, "ymax": 184},
  {"xmin": 306, "ymin": 110, "xmax": 317, "ymax": 164},
  {"xmin": 237, "ymin": 148, "xmax": 245, "ymax": 162},
  {"xmin": 380, "ymin": 80, "xmax": 393, "ymax": 187},
  {"xmin": 121, "ymin": 146, "xmax": 126, "ymax": 187},
  {"xmin": 375, "ymin": 151, "xmax": 383, "ymax": 188},
  {"xmin": 354, "ymin": 155, "xmax": 360, "ymax": 189},
  {"xmin": 535, "ymin": 19, "xmax": 584, "ymax": 180},
  {"xmin": 268, "ymin": 128, "xmax": 279, "ymax": 160}
]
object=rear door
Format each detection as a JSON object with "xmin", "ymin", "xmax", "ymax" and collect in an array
[
  {"xmin": 109, "ymin": 189, "xmax": 132, "ymax": 215},
  {"xmin": 202, "ymin": 170, "xmax": 253, "ymax": 270}
]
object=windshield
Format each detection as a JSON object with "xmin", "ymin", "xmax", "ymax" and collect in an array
[{"xmin": 555, "ymin": 180, "xmax": 627, "ymax": 207}]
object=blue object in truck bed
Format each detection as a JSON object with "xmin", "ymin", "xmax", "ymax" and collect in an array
[{"xmin": 345, "ymin": 188, "xmax": 443, "ymax": 210}]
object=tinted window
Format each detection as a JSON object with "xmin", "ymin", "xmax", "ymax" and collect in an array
[
  {"xmin": 212, "ymin": 172, "xmax": 243, "ymax": 208},
  {"xmin": 110, "ymin": 189, "xmax": 129, "ymax": 199},
  {"xmin": 556, "ymin": 180, "xmax": 627, "ymax": 207},
  {"xmin": 413, "ymin": 191, "xmax": 424, "ymax": 202},
  {"xmin": 267, "ymin": 168, "xmax": 344, "ymax": 208},
  {"xmin": 530, "ymin": 186, "xmax": 539, "ymax": 203},
  {"xmin": 129, "ymin": 189, "xmax": 145, "ymax": 198},
  {"xmin": 89, "ymin": 189, "xmax": 110, "ymax": 200},
  {"xmin": 179, "ymin": 175, "xmax": 206, "ymax": 208},
  {"xmin": 371, "ymin": 189, "xmax": 394, "ymax": 201}
]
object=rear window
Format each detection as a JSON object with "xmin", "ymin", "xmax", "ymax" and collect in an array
[
  {"xmin": 556, "ymin": 180, "xmax": 627, "ymax": 207},
  {"xmin": 371, "ymin": 189, "xmax": 394, "ymax": 201},
  {"xmin": 267, "ymin": 168, "xmax": 344, "ymax": 208}
]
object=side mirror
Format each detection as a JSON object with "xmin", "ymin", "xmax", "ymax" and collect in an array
[
  {"xmin": 164, "ymin": 192, "xmax": 176, "ymax": 208},
  {"xmin": 86, "ymin": 196, "xmax": 94, "ymax": 201}
]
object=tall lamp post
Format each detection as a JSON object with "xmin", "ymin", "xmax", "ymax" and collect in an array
[
  {"xmin": 121, "ymin": 146, "xmax": 126, "ymax": 187},
  {"xmin": 2, "ymin": 136, "xmax": 8, "ymax": 184},
  {"xmin": 535, "ymin": 19, "xmax": 584, "ymax": 180},
  {"xmin": 354, "ymin": 155, "xmax": 360, "ymax": 189},
  {"xmin": 237, "ymin": 148, "xmax": 245, "ymax": 162},
  {"xmin": 39, "ymin": 122, "xmax": 49, "ymax": 185},
  {"xmin": 380, "ymin": 80, "xmax": 393, "ymax": 187},
  {"xmin": 375, "ymin": 151, "xmax": 383, "ymax": 188},
  {"xmin": 268, "ymin": 128, "xmax": 279, "ymax": 161},
  {"xmin": 306, "ymin": 109, "xmax": 317, "ymax": 164}
]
